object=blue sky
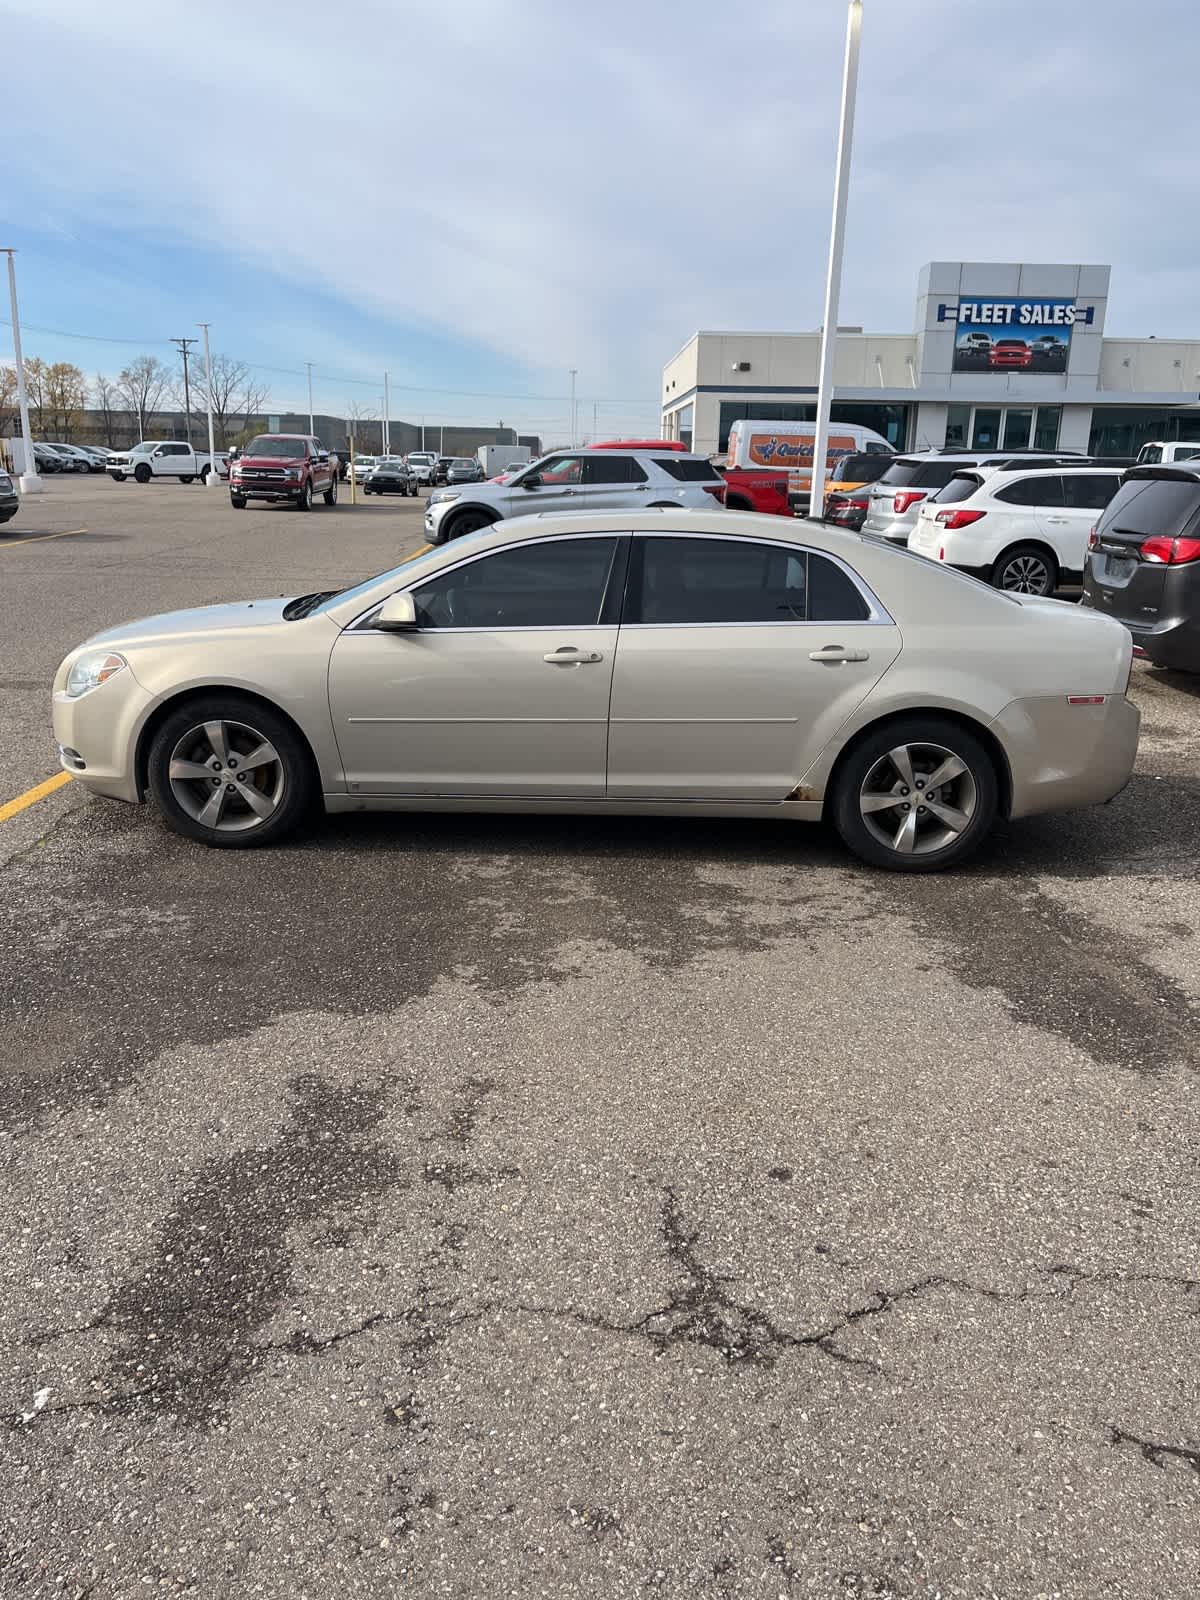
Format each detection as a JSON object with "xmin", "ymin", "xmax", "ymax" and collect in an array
[{"xmin": 2, "ymin": 0, "xmax": 1198, "ymax": 445}]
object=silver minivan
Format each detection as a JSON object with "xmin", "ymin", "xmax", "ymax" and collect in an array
[{"xmin": 862, "ymin": 451, "xmax": 1089, "ymax": 546}]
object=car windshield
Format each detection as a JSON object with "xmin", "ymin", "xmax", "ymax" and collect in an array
[
  {"xmin": 305, "ymin": 547, "xmax": 445, "ymax": 617},
  {"xmin": 245, "ymin": 437, "xmax": 306, "ymax": 458}
]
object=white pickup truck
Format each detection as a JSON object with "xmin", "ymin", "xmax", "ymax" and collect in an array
[
  {"xmin": 1135, "ymin": 440, "xmax": 1200, "ymax": 465},
  {"xmin": 107, "ymin": 440, "xmax": 229, "ymax": 484}
]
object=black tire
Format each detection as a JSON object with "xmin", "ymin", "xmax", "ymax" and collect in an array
[
  {"xmin": 294, "ymin": 479, "xmax": 313, "ymax": 512},
  {"xmin": 323, "ymin": 478, "xmax": 338, "ymax": 506},
  {"xmin": 830, "ymin": 715, "xmax": 999, "ymax": 873},
  {"xmin": 200, "ymin": 463, "xmax": 211, "ymax": 483},
  {"xmin": 111, "ymin": 472, "xmax": 126, "ymax": 483},
  {"xmin": 991, "ymin": 544, "xmax": 1058, "ymax": 597},
  {"xmin": 443, "ymin": 507, "xmax": 495, "ymax": 540},
  {"xmin": 230, "ymin": 495, "xmax": 247, "ymax": 509},
  {"xmin": 180, "ymin": 474, "xmax": 194, "ymax": 485},
  {"xmin": 147, "ymin": 695, "xmax": 315, "ymax": 849},
  {"xmin": 133, "ymin": 463, "xmax": 151, "ymax": 484},
  {"xmin": 0, "ymin": 509, "xmax": 16, "ymax": 524}
]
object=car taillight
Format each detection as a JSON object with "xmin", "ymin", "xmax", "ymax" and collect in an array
[
  {"xmin": 893, "ymin": 490, "xmax": 926, "ymax": 514},
  {"xmin": 1140, "ymin": 535, "xmax": 1200, "ymax": 564},
  {"xmin": 1087, "ymin": 526, "xmax": 1098, "ymax": 549},
  {"xmin": 704, "ymin": 484, "xmax": 726, "ymax": 503},
  {"xmin": 934, "ymin": 509, "xmax": 986, "ymax": 530},
  {"xmin": 848, "ymin": 496, "xmax": 868, "ymax": 510}
]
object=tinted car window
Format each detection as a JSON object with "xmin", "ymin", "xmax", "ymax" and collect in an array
[
  {"xmin": 530, "ymin": 455, "xmax": 584, "ymax": 486},
  {"xmin": 994, "ymin": 475, "xmax": 1064, "ymax": 507},
  {"xmin": 836, "ymin": 453, "xmax": 893, "ymax": 483},
  {"xmin": 1175, "ymin": 446, "xmax": 1200, "ymax": 462},
  {"xmin": 1096, "ymin": 477, "xmax": 1200, "ymax": 539},
  {"xmin": 411, "ymin": 538, "xmax": 619, "ymax": 629},
  {"xmin": 931, "ymin": 473, "xmax": 984, "ymax": 506},
  {"xmin": 913, "ymin": 462, "xmax": 966, "ymax": 490},
  {"xmin": 650, "ymin": 457, "xmax": 720, "ymax": 482},
  {"xmin": 631, "ymin": 537, "xmax": 870, "ymax": 625},
  {"xmin": 1063, "ymin": 474, "xmax": 1121, "ymax": 511},
  {"xmin": 583, "ymin": 455, "xmax": 648, "ymax": 485},
  {"xmin": 876, "ymin": 459, "xmax": 924, "ymax": 488}
]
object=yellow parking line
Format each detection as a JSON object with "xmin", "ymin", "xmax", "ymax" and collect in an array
[
  {"xmin": 409, "ymin": 543, "xmax": 432, "ymax": 557},
  {"xmin": 0, "ymin": 527, "xmax": 88, "ymax": 550},
  {"xmin": 0, "ymin": 770, "xmax": 73, "ymax": 822}
]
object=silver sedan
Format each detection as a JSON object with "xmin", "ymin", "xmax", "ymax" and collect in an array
[{"xmin": 51, "ymin": 510, "xmax": 1140, "ymax": 871}]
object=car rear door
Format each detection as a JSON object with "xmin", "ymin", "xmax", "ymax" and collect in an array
[
  {"xmin": 580, "ymin": 452, "xmax": 648, "ymax": 511},
  {"xmin": 606, "ymin": 533, "xmax": 901, "ymax": 801}
]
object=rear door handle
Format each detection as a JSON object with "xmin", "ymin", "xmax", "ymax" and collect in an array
[
  {"xmin": 1045, "ymin": 516, "xmax": 1071, "ymax": 524},
  {"xmin": 543, "ymin": 646, "xmax": 603, "ymax": 665},
  {"xmin": 809, "ymin": 645, "xmax": 869, "ymax": 663}
]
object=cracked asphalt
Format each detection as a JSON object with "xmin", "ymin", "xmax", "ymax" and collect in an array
[{"xmin": 1, "ymin": 477, "xmax": 1199, "ymax": 1599}]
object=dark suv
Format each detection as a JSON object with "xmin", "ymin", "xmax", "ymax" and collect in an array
[{"xmin": 1082, "ymin": 464, "xmax": 1200, "ymax": 671}]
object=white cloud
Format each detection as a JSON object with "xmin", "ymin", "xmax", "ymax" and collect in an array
[{"xmin": 7, "ymin": 0, "xmax": 1200, "ymax": 407}]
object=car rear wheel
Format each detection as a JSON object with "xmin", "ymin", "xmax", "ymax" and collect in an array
[
  {"xmin": 111, "ymin": 472, "xmax": 126, "ymax": 483},
  {"xmin": 230, "ymin": 495, "xmax": 246, "ymax": 509},
  {"xmin": 148, "ymin": 699, "xmax": 314, "ymax": 849},
  {"xmin": 134, "ymin": 464, "xmax": 151, "ymax": 483},
  {"xmin": 294, "ymin": 479, "xmax": 313, "ymax": 512},
  {"xmin": 992, "ymin": 544, "xmax": 1057, "ymax": 596},
  {"xmin": 180, "ymin": 475, "xmax": 194, "ymax": 484},
  {"xmin": 323, "ymin": 477, "xmax": 338, "ymax": 506},
  {"xmin": 200, "ymin": 463, "xmax": 211, "ymax": 482},
  {"xmin": 444, "ymin": 507, "xmax": 495, "ymax": 540},
  {"xmin": 830, "ymin": 717, "xmax": 998, "ymax": 872}
]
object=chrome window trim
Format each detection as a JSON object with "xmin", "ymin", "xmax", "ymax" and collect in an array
[{"xmin": 344, "ymin": 526, "xmax": 893, "ymax": 634}]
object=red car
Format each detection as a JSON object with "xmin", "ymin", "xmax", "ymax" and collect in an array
[{"xmin": 989, "ymin": 339, "xmax": 1031, "ymax": 370}]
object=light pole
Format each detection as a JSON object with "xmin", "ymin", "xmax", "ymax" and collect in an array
[
  {"xmin": 3, "ymin": 249, "xmax": 42, "ymax": 493},
  {"xmin": 383, "ymin": 371, "xmax": 390, "ymax": 454},
  {"xmin": 306, "ymin": 361, "xmax": 314, "ymax": 435},
  {"xmin": 569, "ymin": 368, "xmax": 577, "ymax": 447},
  {"xmin": 809, "ymin": 0, "xmax": 863, "ymax": 519},
  {"xmin": 197, "ymin": 322, "xmax": 218, "ymax": 487}
]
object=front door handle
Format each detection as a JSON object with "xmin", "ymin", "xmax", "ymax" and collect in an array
[
  {"xmin": 1045, "ymin": 516, "xmax": 1070, "ymax": 524},
  {"xmin": 543, "ymin": 646, "xmax": 604, "ymax": 665},
  {"xmin": 809, "ymin": 645, "xmax": 870, "ymax": 663}
]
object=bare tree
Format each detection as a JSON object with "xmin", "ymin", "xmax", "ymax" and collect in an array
[
  {"xmin": 194, "ymin": 354, "xmax": 254, "ymax": 447},
  {"xmin": 234, "ymin": 368, "xmax": 271, "ymax": 442},
  {"xmin": 93, "ymin": 373, "xmax": 122, "ymax": 446},
  {"xmin": 22, "ymin": 357, "xmax": 48, "ymax": 434},
  {"xmin": 117, "ymin": 354, "xmax": 170, "ymax": 441}
]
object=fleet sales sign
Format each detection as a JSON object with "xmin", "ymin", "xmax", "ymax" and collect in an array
[{"xmin": 951, "ymin": 297, "xmax": 1075, "ymax": 373}]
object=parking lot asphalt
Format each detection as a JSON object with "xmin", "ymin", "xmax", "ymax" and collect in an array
[{"xmin": 1, "ymin": 476, "xmax": 1198, "ymax": 1599}]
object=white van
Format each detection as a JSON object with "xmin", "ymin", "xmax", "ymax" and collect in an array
[
  {"xmin": 725, "ymin": 418, "xmax": 893, "ymax": 510},
  {"xmin": 1135, "ymin": 441, "xmax": 1200, "ymax": 465}
]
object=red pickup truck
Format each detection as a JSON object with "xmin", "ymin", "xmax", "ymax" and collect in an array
[{"xmin": 228, "ymin": 433, "xmax": 339, "ymax": 511}]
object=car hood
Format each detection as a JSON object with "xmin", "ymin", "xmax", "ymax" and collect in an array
[
  {"xmin": 238, "ymin": 453, "xmax": 304, "ymax": 467},
  {"xmin": 83, "ymin": 597, "xmax": 295, "ymax": 649}
]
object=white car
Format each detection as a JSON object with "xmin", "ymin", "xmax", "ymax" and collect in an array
[
  {"xmin": 425, "ymin": 448, "xmax": 727, "ymax": 544},
  {"xmin": 407, "ymin": 451, "xmax": 439, "ymax": 486},
  {"xmin": 908, "ymin": 464, "xmax": 1126, "ymax": 595},
  {"xmin": 351, "ymin": 455, "xmax": 380, "ymax": 482}
]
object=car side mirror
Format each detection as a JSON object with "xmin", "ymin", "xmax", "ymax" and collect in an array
[
  {"xmin": 376, "ymin": 592, "xmax": 419, "ymax": 631},
  {"xmin": 521, "ymin": 474, "xmax": 542, "ymax": 489}
]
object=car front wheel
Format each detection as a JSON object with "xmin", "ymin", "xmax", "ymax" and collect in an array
[
  {"xmin": 147, "ymin": 699, "xmax": 314, "ymax": 848},
  {"xmin": 230, "ymin": 494, "xmax": 247, "ymax": 509},
  {"xmin": 444, "ymin": 507, "xmax": 494, "ymax": 540},
  {"xmin": 830, "ymin": 717, "xmax": 998, "ymax": 872},
  {"xmin": 294, "ymin": 479, "xmax": 313, "ymax": 511}
]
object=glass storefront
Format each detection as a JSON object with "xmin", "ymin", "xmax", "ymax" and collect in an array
[
  {"xmin": 942, "ymin": 404, "xmax": 1061, "ymax": 452},
  {"xmin": 1088, "ymin": 408, "xmax": 1200, "ymax": 459},
  {"xmin": 717, "ymin": 400, "xmax": 911, "ymax": 453}
]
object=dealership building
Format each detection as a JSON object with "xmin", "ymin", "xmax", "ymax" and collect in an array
[{"xmin": 661, "ymin": 262, "xmax": 1200, "ymax": 462}]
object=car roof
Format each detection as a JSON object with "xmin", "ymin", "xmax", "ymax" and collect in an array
[{"xmin": 1125, "ymin": 463, "xmax": 1200, "ymax": 482}]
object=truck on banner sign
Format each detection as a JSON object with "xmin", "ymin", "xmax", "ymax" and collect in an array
[{"xmin": 950, "ymin": 298, "xmax": 1076, "ymax": 373}]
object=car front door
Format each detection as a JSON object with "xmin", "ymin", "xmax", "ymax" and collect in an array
[
  {"xmin": 606, "ymin": 533, "xmax": 901, "ymax": 801},
  {"xmin": 501, "ymin": 453, "xmax": 586, "ymax": 517},
  {"xmin": 327, "ymin": 534, "xmax": 626, "ymax": 795},
  {"xmin": 310, "ymin": 440, "xmax": 334, "ymax": 492}
]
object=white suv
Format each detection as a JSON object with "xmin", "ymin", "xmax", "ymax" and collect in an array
[
  {"xmin": 908, "ymin": 464, "xmax": 1125, "ymax": 595},
  {"xmin": 424, "ymin": 449, "xmax": 726, "ymax": 544}
]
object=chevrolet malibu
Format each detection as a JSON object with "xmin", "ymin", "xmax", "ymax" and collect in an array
[{"xmin": 52, "ymin": 510, "xmax": 1139, "ymax": 871}]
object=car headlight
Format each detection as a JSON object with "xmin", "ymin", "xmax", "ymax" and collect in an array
[
  {"xmin": 431, "ymin": 490, "xmax": 460, "ymax": 505},
  {"xmin": 285, "ymin": 467, "xmax": 300, "ymax": 480},
  {"xmin": 65, "ymin": 651, "xmax": 128, "ymax": 699}
]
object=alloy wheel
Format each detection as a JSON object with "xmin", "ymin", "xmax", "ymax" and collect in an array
[
  {"xmin": 858, "ymin": 741, "xmax": 978, "ymax": 857},
  {"xmin": 999, "ymin": 554, "xmax": 1051, "ymax": 594},
  {"xmin": 167, "ymin": 718, "xmax": 286, "ymax": 833}
]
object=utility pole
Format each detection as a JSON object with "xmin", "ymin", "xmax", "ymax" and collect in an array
[
  {"xmin": 197, "ymin": 322, "xmax": 217, "ymax": 487},
  {"xmin": 171, "ymin": 335, "xmax": 197, "ymax": 446},
  {"xmin": 306, "ymin": 361, "xmax": 314, "ymax": 435},
  {"xmin": 2, "ymin": 249, "xmax": 41, "ymax": 492},
  {"xmin": 383, "ymin": 371, "xmax": 390, "ymax": 454},
  {"xmin": 569, "ymin": 368, "xmax": 577, "ymax": 447},
  {"xmin": 809, "ymin": 0, "xmax": 864, "ymax": 518}
]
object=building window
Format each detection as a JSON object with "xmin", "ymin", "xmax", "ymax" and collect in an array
[
  {"xmin": 971, "ymin": 409, "xmax": 1002, "ymax": 449},
  {"xmin": 945, "ymin": 405, "xmax": 971, "ymax": 448},
  {"xmin": 1033, "ymin": 407, "xmax": 1061, "ymax": 450},
  {"xmin": 716, "ymin": 400, "xmax": 910, "ymax": 453},
  {"xmin": 677, "ymin": 404, "xmax": 693, "ymax": 450},
  {"xmin": 1087, "ymin": 407, "xmax": 1200, "ymax": 458},
  {"xmin": 1001, "ymin": 409, "xmax": 1033, "ymax": 450}
]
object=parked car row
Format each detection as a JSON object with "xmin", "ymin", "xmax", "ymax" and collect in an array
[{"xmin": 30, "ymin": 442, "xmax": 114, "ymax": 473}]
